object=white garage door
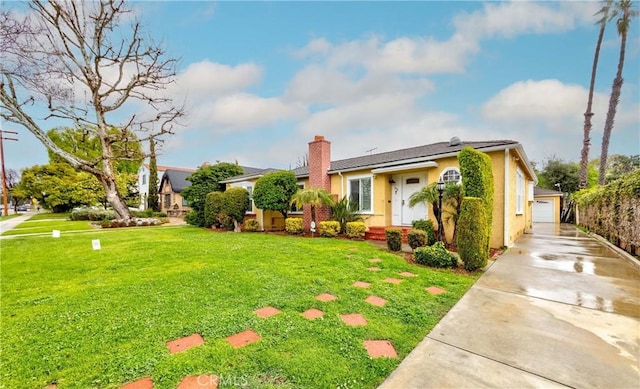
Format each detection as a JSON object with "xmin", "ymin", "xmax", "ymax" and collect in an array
[{"xmin": 533, "ymin": 199, "xmax": 555, "ymax": 223}]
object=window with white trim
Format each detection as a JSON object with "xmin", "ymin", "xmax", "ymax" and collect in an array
[
  {"xmin": 440, "ymin": 168, "xmax": 461, "ymax": 184},
  {"xmin": 290, "ymin": 182, "xmax": 305, "ymax": 213},
  {"xmin": 516, "ymin": 169, "xmax": 524, "ymax": 215},
  {"xmin": 348, "ymin": 175, "xmax": 372, "ymax": 213}
]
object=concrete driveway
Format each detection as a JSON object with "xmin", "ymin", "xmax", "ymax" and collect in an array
[{"xmin": 380, "ymin": 223, "xmax": 639, "ymax": 388}]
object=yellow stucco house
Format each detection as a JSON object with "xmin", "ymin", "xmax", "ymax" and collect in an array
[{"xmin": 222, "ymin": 135, "xmax": 538, "ymax": 248}]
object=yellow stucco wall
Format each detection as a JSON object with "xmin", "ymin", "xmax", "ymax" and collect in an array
[{"xmin": 503, "ymin": 150, "xmax": 535, "ymax": 247}]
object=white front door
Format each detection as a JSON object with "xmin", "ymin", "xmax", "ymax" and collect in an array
[{"xmin": 391, "ymin": 175, "xmax": 426, "ymax": 225}]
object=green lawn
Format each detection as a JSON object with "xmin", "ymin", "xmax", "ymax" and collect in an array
[
  {"xmin": 0, "ymin": 213, "xmax": 20, "ymax": 222},
  {"xmin": 1, "ymin": 213, "xmax": 94, "ymax": 236},
  {"xmin": 1, "ymin": 227, "xmax": 479, "ymax": 389}
]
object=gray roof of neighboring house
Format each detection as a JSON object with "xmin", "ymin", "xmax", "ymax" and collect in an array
[
  {"xmin": 534, "ymin": 187, "xmax": 564, "ymax": 197},
  {"xmin": 163, "ymin": 165, "xmax": 264, "ymax": 191}
]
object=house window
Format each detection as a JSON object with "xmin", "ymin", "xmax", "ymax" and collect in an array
[
  {"xmin": 182, "ymin": 198, "xmax": 189, "ymax": 206},
  {"xmin": 290, "ymin": 183, "xmax": 305, "ymax": 213},
  {"xmin": 516, "ymin": 169, "xmax": 524, "ymax": 215},
  {"xmin": 142, "ymin": 174, "xmax": 147, "ymax": 185},
  {"xmin": 164, "ymin": 194, "xmax": 171, "ymax": 208},
  {"xmin": 349, "ymin": 176, "xmax": 372, "ymax": 213},
  {"xmin": 246, "ymin": 185, "xmax": 254, "ymax": 213},
  {"xmin": 440, "ymin": 168, "xmax": 461, "ymax": 184}
]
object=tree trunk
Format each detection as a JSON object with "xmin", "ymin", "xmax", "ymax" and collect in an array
[
  {"xmin": 100, "ymin": 174, "xmax": 131, "ymax": 220},
  {"xmin": 579, "ymin": 22, "xmax": 606, "ymax": 189},
  {"xmin": 599, "ymin": 12, "xmax": 628, "ymax": 185},
  {"xmin": 233, "ymin": 219, "xmax": 241, "ymax": 232}
]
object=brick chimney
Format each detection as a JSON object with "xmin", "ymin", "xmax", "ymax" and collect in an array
[{"xmin": 304, "ymin": 135, "xmax": 332, "ymax": 230}]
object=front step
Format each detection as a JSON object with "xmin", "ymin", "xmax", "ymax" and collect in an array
[{"xmin": 365, "ymin": 226, "xmax": 412, "ymax": 242}]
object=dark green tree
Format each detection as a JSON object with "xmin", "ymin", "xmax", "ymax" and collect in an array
[
  {"xmin": 147, "ymin": 139, "xmax": 160, "ymax": 211},
  {"xmin": 253, "ymin": 171, "xmax": 298, "ymax": 218},
  {"xmin": 222, "ymin": 187, "xmax": 250, "ymax": 232},
  {"xmin": 536, "ymin": 157, "xmax": 580, "ymax": 194},
  {"xmin": 182, "ymin": 162, "xmax": 243, "ymax": 227}
]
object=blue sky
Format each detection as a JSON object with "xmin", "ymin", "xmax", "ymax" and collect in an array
[{"xmin": 3, "ymin": 0, "xmax": 640, "ymax": 173}]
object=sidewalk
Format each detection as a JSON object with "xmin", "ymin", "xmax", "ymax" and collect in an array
[
  {"xmin": 380, "ymin": 223, "xmax": 640, "ymax": 388},
  {"xmin": 0, "ymin": 211, "xmax": 34, "ymax": 234}
]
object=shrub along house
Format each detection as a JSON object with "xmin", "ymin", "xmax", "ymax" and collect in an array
[{"xmin": 223, "ymin": 135, "xmax": 537, "ymax": 248}]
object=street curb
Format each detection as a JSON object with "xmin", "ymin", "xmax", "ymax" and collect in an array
[{"xmin": 587, "ymin": 231, "xmax": 640, "ymax": 271}]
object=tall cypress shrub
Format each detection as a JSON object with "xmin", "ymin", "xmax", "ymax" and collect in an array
[
  {"xmin": 458, "ymin": 147, "xmax": 494, "ymax": 250},
  {"xmin": 457, "ymin": 197, "xmax": 488, "ymax": 270},
  {"xmin": 147, "ymin": 139, "xmax": 160, "ymax": 211}
]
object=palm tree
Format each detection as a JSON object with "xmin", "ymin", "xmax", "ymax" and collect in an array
[
  {"xmin": 331, "ymin": 195, "xmax": 363, "ymax": 233},
  {"xmin": 442, "ymin": 183, "xmax": 464, "ymax": 245},
  {"xmin": 409, "ymin": 183, "xmax": 440, "ymax": 222},
  {"xmin": 290, "ymin": 188, "xmax": 335, "ymax": 230},
  {"xmin": 599, "ymin": 0, "xmax": 637, "ymax": 185},
  {"xmin": 579, "ymin": 0, "xmax": 613, "ymax": 189}
]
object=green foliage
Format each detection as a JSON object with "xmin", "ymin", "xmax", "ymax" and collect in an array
[
  {"xmin": 70, "ymin": 208, "xmax": 115, "ymax": 221},
  {"xmin": 409, "ymin": 183, "xmax": 440, "ymax": 222},
  {"xmin": 290, "ymin": 188, "xmax": 335, "ymax": 226},
  {"xmin": 131, "ymin": 209, "xmax": 166, "ymax": 218},
  {"xmin": 536, "ymin": 156, "xmax": 580, "ymax": 193},
  {"xmin": 411, "ymin": 219, "xmax": 436, "ymax": 245},
  {"xmin": 204, "ymin": 192, "xmax": 225, "ymax": 228},
  {"xmin": 319, "ymin": 221, "xmax": 340, "ymax": 237},
  {"xmin": 385, "ymin": 228, "xmax": 402, "ymax": 252},
  {"xmin": 442, "ymin": 183, "xmax": 464, "ymax": 244},
  {"xmin": 414, "ymin": 241, "xmax": 458, "ymax": 268},
  {"xmin": 346, "ymin": 221, "xmax": 366, "ymax": 240},
  {"xmin": 253, "ymin": 171, "xmax": 298, "ymax": 218},
  {"xmin": 457, "ymin": 197, "xmax": 488, "ymax": 271},
  {"xmin": 407, "ymin": 229, "xmax": 427, "ymax": 250},
  {"xmin": 603, "ymin": 154, "xmax": 640, "ymax": 184},
  {"xmin": 243, "ymin": 219, "xmax": 261, "ymax": 232},
  {"xmin": 147, "ymin": 139, "xmax": 160, "ymax": 211},
  {"xmin": 222, "ymin": 187, "xmax": 250, "ymax": 230},
  {"xmin": 458, "ymin": 147, "xmax": 494, "ymax": 252},
  {"xmin": 182, "ymin": 162, "xmax": 243, "ymax": 227},
  {"xmin": 330, "ymin": 195, "xmax": 364, "ymax": 233},
  {"xmin": 285, "ymin": 217, "xmax": 303, "ymax": 234}
]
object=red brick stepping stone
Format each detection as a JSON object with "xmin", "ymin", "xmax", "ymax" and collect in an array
[
  {"xmin": 341, "ymin": 313, "xmax": 367, "ymax": 326},
  {"xmin": 369, "ymin": 258, "xmax": 382, "ymax": 263},
  {"xmin": 177, "ymin": 375, "xmax": 218, "ymax": 389},
  {"xmin": 426, "ymin": 286, "xmax": 446, "ymax": 295},
  {"xmin": 45, "ymin": 385, "xmax": 57, "ymax": 389},
  {"xmin": 363, "ymin": 340, "xmax": 398, "ymax": 358},
  {"xmin": 367, "ymin": 267, "xmax": 381, "ymax": 272},
  {"xmin": 301, "ymin": 308, "xmax": 324, "ymax": 320},
  {"xmin": 349, "ymin": 247, "xmax": 359, "ymax": 251},
  {"xmin": 384, "ymin": 277, "xmax": 402, "ymax": 284},
  {"xmin": 121, "ymin": 377, "xmax": 153, "ymax": 389},
  {"xmin": 226, "ymin": 330, "xmax": 260, "ymax": 348},
  {"xmin": 254, "ymin": 306, "xmax": 282, "ymax": 318},
  {"xmin": 365, "ymin": 295, "xmax": 387, "ymax": 307},
  {"xmin": 166, "ymin": 334, "xmax": 204, "ymax": 354},
  {"xmin": 352, "ymin": 281, "xmax": 371, "ymax": 288},
  {"xmin": 315, "ymin": 293, "xmax": 337, "ymax": 302},
  {"xmin": 399, "ymin": 271, "xmax": 417, "ymax": 277}
]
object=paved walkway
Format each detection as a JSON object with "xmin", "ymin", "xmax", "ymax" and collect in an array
[
  {"xmin": 380, "ymin": 223, "xmax": 640, "ymax": 388},
  {"xmin": 0, "ymin": 211, "xmax": 34, "ymax": 234}
]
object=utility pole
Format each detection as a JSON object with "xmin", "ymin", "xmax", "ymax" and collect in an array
[{"xmin": 0, "ymin": 130, "xmax": 19, "ymax": 216}]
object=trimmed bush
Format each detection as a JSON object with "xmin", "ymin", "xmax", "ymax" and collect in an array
[
  {"xmin": 385, "ymin": 228, "xmax": 402, "ymax": 252},
  {"xmin": 457, "ymin": 197, "xmax": 488, "ymax": 271},
  {"xmin": 411, "ymin": 219, "xmax": 436, "ymax": 245},
  {"xmin": 221, "ymin": 187, "xmax": 250, "ymax": 232},
  {"xmin": 414, "ymin": 241, "xmax": 458, "ymax": 268},
  {"xmin": 71, "ymin": 208, "xmax": 115, "ymax": 221},
  {"xmin": 319, "ymin": 221, "xmax": 340, "ymax": 237},
  {"xmin": 243, "ymin": 219, "xmax": 261, "ymax": 232},
  {"xmin": 346, "ymin": 221, "xmax": 366, "ymax": 240},
  {"xmin": 285, "ymin": 218, "xmax": 303, "ymax": 235},
  {"xmin": 204, "ymin": 191, "xmax": 225, "ymax": 228},
  {"xmin": 407, "ymin": 229, "xmax": 427, "ymax": 250}
]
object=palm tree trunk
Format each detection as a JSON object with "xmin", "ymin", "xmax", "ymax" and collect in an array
[
  {"xmin": 579, "ymin": 22, "xmax": 606, "ymax": 189},
  {"xmin": 599, "ymin": 6, "xmax": 629, "ymax": 185}
]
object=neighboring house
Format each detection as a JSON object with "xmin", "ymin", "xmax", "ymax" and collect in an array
[
  {"xmin": 532, "ymin": 187, "xmax": 563, "ymax": 223},
  {"xmin": 136, "ymin": 164, "xmax": 196, "ymax": 210},
  {"xmin": 223, "ymin": 135, "xmax": 538, "ymax": 248}
]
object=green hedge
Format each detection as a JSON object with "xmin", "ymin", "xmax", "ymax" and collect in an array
[
  {"xmin": 71, "ymin": 208, "xmax": 115, "ymax": 221},
  {"xmin": 319, "ymin": 221, "xmax": 340, "ymax": 237},
  {"xmin": 459, "ymin": 146, "xmax": 494, "ymax": 252},
  {"xmin": 243, "ymin": 219, "xmax": 261, "ymax": 232},
  {"xmin": 414, "ymin": 241, "xmax": 458, "ymax": 268},
  {"xmin": 411, "ymin": 219, "xmax": 436, "ymax": 245},
  {"xmin": 407, "ymin": 229, "xmax": 427, "ymax": 250},
  {"xmin": 385, "ymin": 228, "xmax": 402, "ymax": 252},
  {"xmin": 346, "ymin": 221, "xmax": 366, "ymax": 240},
  {"xmin": 204, "ymin": 191, "xmax": 224, "ymax": 228},
  {"xmin": 573, "ymin": 170, "xmax": 640, "ymax": 256},
  {"xmin": 285, "ymin": 218, "xmax": 303, "ymax": 235},
  {"xmin": 457, "ymin": 197, "xmax": 488, "ymax": 271}
]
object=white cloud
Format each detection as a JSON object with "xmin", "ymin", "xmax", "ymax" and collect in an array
[
  {"xmin": 191, "ymin": 93, "xmax": 306, "ymax": 131},
  {"xmin": 172, "ymin": 61, "xmax": 263, "ymax": 99}
]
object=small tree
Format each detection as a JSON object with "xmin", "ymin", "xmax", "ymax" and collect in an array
[
  {"xmin": 221, "ymin": 187, "xmax": 250, "ymax": 232},
  {"xmin": 147, "ymin": 139, "xmax": 160, "ymax": 212},
  {"xmin": 442, "ymin": 183, "xmax": 464, "ymax": 245},
  {"xmin": 204, "ymin": 191, "xmax": 224, "ymax": 228},
  {"xmin": 252, "ymin": 171, "xmax": 298, "ymax": 218},
  {"xmin": 290, "ymin": 188, "xmax": 335, "ymax": 230},
  {"xmin": 457, "ymin": 197, "xmax": 488, "ymax": 271}
]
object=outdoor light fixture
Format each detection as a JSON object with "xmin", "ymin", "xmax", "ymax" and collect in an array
[
  {"xmin": 436, "ymin": 180, "xmax": 445, "ymax": 242},
  {"xmin": 389, "ymin": 178, "xmax": 396, "ymax": 184}
]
